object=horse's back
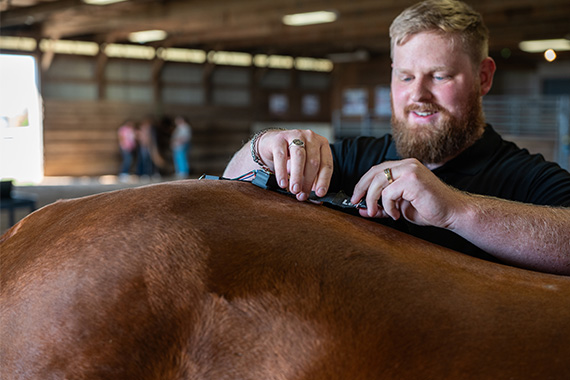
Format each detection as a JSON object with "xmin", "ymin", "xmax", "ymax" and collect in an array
[{"xmin": 1, "ymin": 180, "xmax": 569, "ymax": 379}]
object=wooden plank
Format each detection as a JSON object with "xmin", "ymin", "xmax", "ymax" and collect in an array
[{"xmin": 42, "ymin": 99, "xmax": 254, "ymax": 177}]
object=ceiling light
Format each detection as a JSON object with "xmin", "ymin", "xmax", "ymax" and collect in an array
[
  {"xmin": 83, "ymin": 0, "xmax": 128, "ymax": 5},
  {"xmin": 128, "ymin": 30, "xmax": 167, "ymax": 44},
  {"xmin": 39, "ymin": 39, "xmax": 99, "ymax": 56},
  {"xmin": 0, "ymin": 36, "xmax": 37, "ymax": 52},
  {"xmin": 544, "ymin": 49, "xmax": 557, "ymax": 62},
  {"xmin": 207, "ymin": 51, "xmax": 252, "ymax": 66},
  {"xmin": 104, "ymin": 43, "xmax": 155, "ymax": 60},
  {"xmin": 157, "ymin": 47, "xmax": 206, "ymax": 63},
  {"xmin": 253, "ymin": 54, "xmax": 294, "ymax": 69},
  {"xmin": 295, "ymin": 57, "xmax": 333, "ymax": 72},
  {"xmin": 282, "ymin": 11, "xmax": 337, "ymax": 26},
  {"xmin": 518, "ymin": 38, "xmax": 570, "ymax": 53}
]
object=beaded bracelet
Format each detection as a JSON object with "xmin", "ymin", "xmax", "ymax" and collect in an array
[{"xmin": 250, "ymin": 128, "xmax": 286, "ymax": 173}]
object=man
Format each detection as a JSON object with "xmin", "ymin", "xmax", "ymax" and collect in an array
[{"xmin": 224, "ymin": 0, "xmax": 570, "ymax": 275}]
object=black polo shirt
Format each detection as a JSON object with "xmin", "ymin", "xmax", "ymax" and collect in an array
[{"xmin": 329, "ymin": 125, "xmax": 570, "ymax": 262}]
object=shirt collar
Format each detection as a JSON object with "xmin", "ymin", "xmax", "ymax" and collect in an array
[{"xmin": 435, "ymin": 124, "xmax": 500, "ymax": 176}]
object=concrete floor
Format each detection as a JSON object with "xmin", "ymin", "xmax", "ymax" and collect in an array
[{"xmin": 1, "ymin": 175, "xmax": 195, "ymax": 234}]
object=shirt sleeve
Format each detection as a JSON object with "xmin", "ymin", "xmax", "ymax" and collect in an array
[
  {"xmin": 482, "ymin": 140, "xmax": 570, "ymax": 207},
  {"xmin": 434, "ymin": 133, "xmax": 570, "ymax": 208},
  {"xmin": 523, "ymin": 155, "xmax": 570, "ymax": 207}
]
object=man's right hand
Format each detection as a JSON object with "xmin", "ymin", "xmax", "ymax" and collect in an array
[{"xmin": 224, "ymin": 129, "xmax": 333, "ymax": 202}]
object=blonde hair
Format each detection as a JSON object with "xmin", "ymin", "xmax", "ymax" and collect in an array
[{"xmin": 389, "ymin": 0, "xmax": 489, "ymax": 67}]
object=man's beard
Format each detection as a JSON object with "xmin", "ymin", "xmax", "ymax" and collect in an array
[{"xmin": 391, "ymin": 89, "xmax": 485, "ymax": 165}]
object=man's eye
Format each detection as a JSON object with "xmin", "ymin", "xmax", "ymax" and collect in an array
[
  {"xmin": 401, "ymin": 76, "xmax": 413, "ymax": 82},
  {"xmin": 434, "ymin": 75, "xmax": 449, "ymax": 81}
]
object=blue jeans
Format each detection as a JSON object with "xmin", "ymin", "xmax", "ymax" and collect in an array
[
  {"xmin": 136, "ymin": 147, "xmax": 154, "ymax": 176},
  {"xmin": 119, "ymin": 148, "xmax": 134, "ymax": 175},
  {"xmin": 173, "ymin": 143, "xmax": 190, "ymax": 176}
]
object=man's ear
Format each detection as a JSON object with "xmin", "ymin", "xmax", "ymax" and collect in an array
[{"xmin": 479, "ymin": 57, "xmax": 496, "ymax": 96}]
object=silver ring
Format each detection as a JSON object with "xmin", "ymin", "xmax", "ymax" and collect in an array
[{"xmin": 289, "ymin": 139, "xmax": 305, "ymax": 148}]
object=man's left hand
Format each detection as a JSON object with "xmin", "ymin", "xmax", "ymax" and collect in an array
[{"xmin": 350, "ymin": 158, "xmax": 466, "ymax": 229}]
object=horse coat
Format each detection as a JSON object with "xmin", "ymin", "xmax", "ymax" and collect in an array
[{"xmin": 1, "ymin": 179, "xmax": 569, "ymax": 379}]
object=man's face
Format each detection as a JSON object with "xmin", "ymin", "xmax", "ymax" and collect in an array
[{"xmin": 390, "ymin": 32, "xmax": 485, "ymax": 165}]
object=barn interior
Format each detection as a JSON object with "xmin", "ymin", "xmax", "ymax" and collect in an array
[{"xmin": 1, "ymin": 0, "xmax": 569, "ymax": 231}]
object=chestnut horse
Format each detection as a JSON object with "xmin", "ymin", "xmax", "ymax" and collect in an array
[{"xmin": 1, "ymin": 180, "xmax": 569, "ymax": 379}]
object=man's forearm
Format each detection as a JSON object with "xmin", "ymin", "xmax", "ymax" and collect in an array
[{"xmin": 452, "ymin": 194, "xmax": 570, "ymax": 275}]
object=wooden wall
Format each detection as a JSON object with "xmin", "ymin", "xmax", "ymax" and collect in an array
[
  {"xmin": 331, "ymin": 58, "xmax": 392, "ymax": 112},
  {"xmin": 42, "ymin": 100, "xmax": 253, "ymax": 177},
  {"xmin": 38, "ymin": 53, "xmax": 564, "ymax": 178},
  {"xmin": 40, "ymin": 54, "xmax": 332, "ymax": 177}
]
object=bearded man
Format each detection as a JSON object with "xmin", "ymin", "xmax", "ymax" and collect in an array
[{"xmin": 224, "ymin": 0, "xmax": 570, "ymax": 275}]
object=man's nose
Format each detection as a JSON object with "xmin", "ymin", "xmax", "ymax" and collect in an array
[{"xmin": 410, "ymin": 77, "xmax": 433, "ymax": 102}]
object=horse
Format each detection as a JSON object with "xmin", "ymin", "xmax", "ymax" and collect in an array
[{"xmin": 1, "ymin": 179, "xmax": 569, "ymax": 379}]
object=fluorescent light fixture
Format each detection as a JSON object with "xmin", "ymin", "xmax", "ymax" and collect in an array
[
  {"xmin": 253, "ymin": 54, "xmax": 332, "ymax": 72},
  {"xmin": 157, "ymin": 47, "xmax": 206, "ymax": 63},
  {"xmin": 39, "ymin": 39, "xmax": 99, "ymax": 56},
  {"xmin": 83, "ymin": 0, "xmax": 128, "ymax": 5},
  {"xmin": 104, "ymin": 43, "xmax": 155, "ymax": 60},
  {"xmin": 295, "ymin": 57, "xmax": 333, "ymax": 72},
  {"xmin": 282, "ymin": 11, "xmax": 337, "ymax": 26},
  {"xmin": 128, "ymin": 30, "xmax": 167, "ymax": 44},
  {"xmin": 253, "ymin": 54, "xmax": 294, "ymax": 69},
  {"xmin": 207, "ymin": 51, "xmax": 252, "ymax": 66},
  {"xmin": 253, "ymin": 54, "xmax": 269, "ymax": 67},
  {"xmin": 0, "ymin": 36, "xmax": 37, "ymax": 51},
  {"xmin": 519, "ymin": 38, "xmax": 570, "ymax": 53}
]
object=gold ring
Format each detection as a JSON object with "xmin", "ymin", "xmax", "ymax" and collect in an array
[
  {"xmin": 289, "ymin": 139, "xmax": 305, "ymax": 148},
  {"xmin": 384, "ymin": 168, "xmax": 394, "ymax": 184}
]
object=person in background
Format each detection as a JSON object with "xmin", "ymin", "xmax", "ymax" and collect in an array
[
  {"xmin": 117, "ymin": 120, "xmax": 137, "ymax": 182},
  {"xmin": 136, "ymin": 117, "xmax": 159, "ymax": 179},
  {"xmin": 171, "ymin": 116, "xmax": 192, "ymax": 178},
  {"xmin": 223, "ymin": 0, "xmax": 570, "ymax": 275}
]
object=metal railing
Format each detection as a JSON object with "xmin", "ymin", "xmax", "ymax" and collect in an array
[{"xmin": 483, "ymin": 96, "xmax": 569, "ymax": 170}]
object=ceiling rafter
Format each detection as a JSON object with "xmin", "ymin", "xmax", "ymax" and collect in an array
[{"xmin": 1, "ymin": 0, "xmax": 569, "ymax": 62}]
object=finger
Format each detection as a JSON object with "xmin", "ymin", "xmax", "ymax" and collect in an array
[
  {"xmin": 351, "ymin": 164, "xmax": 388, "ymax": 207},
  {"xmin": 288, "ymin": 139, "xmax": 307, "ymax": 195},
  {"xmin": 399, "ymin": 200, "xmax": 421, "ymax": 223},
  {"xmin": 271, "ymin": 137, "xmax": 290, "ymax": 189},
  {"xmin": 350, "ymin": 170, "xmax": 374, "ymax": 205},
  {"xmin": 365, "ymin": 176, "xmax": 385, "ymax": 217},
  {"xmin": 380, "ymin": 184, "xmax": 402, "ymax": 220},
  {"xmin": 312, "ymin": 145, "xmax": 334, "ymax": 197},
  {"xmin": 300, "ymin": 141, "xmax": 320, "ymax": 197},
  {"xmin": 358, "ymin": 207, "xmax": 386, "ymax": 218}
]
